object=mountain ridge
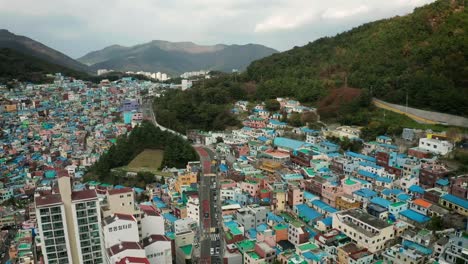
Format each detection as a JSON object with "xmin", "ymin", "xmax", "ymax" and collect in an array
[
  {"xmin": 0, "ymin": 29, "xmax": 90, "ymax": 73},
  {"xmin": 78, "ymin": 40, "xmax": 278, "ymax": 75}
]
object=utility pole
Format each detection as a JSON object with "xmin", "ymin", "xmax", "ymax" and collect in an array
[{"xmin": 405, "ymin": 91, "xmax": 408, "ymax": 114}]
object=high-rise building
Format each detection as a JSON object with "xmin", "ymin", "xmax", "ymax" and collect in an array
[{"xmin": 35, "ymin": 176, "xmax": 105, "ymax": 264}]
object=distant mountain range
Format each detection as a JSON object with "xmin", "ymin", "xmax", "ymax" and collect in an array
[
  {"xmin": 0, "ymin": 29, "xmax": 277, "ymax": 77},
  {"xmin": 0, "ymin": 29, "xmax": 89, "ymax": 73},
  {"xmin": 78, "ymin": 40, "xmax": 278, "ymax": 75}
]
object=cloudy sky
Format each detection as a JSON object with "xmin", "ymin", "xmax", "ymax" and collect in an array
[{"xmin": 0, "ymin": 0, "xmax": 435, "ymax": 58}]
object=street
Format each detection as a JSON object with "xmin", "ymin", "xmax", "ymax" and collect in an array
[{"xmin": 194, "ymin": 146, "xmax": 223, "ymax": 264}]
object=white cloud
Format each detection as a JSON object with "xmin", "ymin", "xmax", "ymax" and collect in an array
[
  {"xmin": 0, "ymin": 0, "xmax": 436, "ymax": 56},
  {"xmin": 321, "ymin": 5, "xmax": 370, "ymax": 19}
]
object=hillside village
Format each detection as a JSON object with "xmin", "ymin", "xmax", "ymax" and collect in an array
[{"xmin": 0, "ymin": 74, "xmax": 467, "ymax": 264}]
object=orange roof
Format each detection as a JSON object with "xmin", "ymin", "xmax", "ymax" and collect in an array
[{"xmin": 413, "ymin": 198, "xmax": 432, "ymax": 208}]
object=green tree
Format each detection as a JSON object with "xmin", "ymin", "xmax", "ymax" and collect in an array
[{"xmin": 265, "ymin": 99, "xmax": 280, "ymax": 112}]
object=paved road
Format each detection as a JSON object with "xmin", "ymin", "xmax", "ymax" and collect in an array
[
  {"xmin": 141, "ymin": 98, "xmax": 188, "ymax": 139},
  {"xmin": 373, "ymin": 98, "xmax": 468, "ymax": 127},
  {"xmin": 194, "ymin": 146, "xmax": 222, "ymax": 264}
]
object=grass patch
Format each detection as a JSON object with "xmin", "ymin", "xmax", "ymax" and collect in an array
[
  {"xmin": 369, "ymin": 108, "xmax": 453, "ymax": 132},
  {"xmin": 128, "ymin": 149, "xmax": 164, "ymax": 170}
]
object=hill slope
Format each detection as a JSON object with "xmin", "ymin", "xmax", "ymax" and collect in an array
[
  {"xmin": 246, "ymin": 0, "xmax": 467, "ymax": 116},
  {"xmin": 78, "ymin": 40, "xmax": 277, "ymax": 75},
  {"xmin": 0, "ymin": 29, "xmax": 90, "ymax": 73},
  {"xmin": 0, "ymin": 48, "xmax": 87, "ymax": 83}
]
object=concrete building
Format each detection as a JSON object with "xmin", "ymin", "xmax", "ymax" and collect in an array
[
  {"xmin": 418, "ymin": 138, "xmax": 453, "ymax": 155},
  {"xmin": 332, "ymin": 209, "xmax": 395, "ymax": 253},
  {"xmin": 35, "ymin": 176, "xmax": 105, "ymax": 264},
  {"xmin": 236, "ymin": 205, "xmax": 269, "ymax": 231},
  {"xmin": 142, "ymin": 234, "xmax": 172, "ymax": 264},
  {"xmin": 102, "ymin": 213, "xmax": 139, "ymax": 248}
]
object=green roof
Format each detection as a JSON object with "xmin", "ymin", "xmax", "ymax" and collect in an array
[
  {"xmin": 345, "ymin": 179, "xmax": 357, "ymax": 185},
  {"xmin": 298, "ymin": 242, "xmax": 318, "ymax": 251},
  {"xmin": 291, "ymin": 220, "xmax": 302, "ymax": 228},
  {"xmin": 273, "ymin": 223, "xmax": 288, "ymax": 230},
  {"xmin": 180, "ymin": 244, "xmax": 192, "ymax": 256},
  {"xmin": 390, "ymin": 201, "xmax": 406, "ymax": 207},
  {"xmin": 18, "ymin": 243, "xmax": 31, "ymax": 250},
  {"xmin": 237, "ymin": 240, "xmax": 256, "ymax": 252},
  {"xmin": 248, "ymin": 251, "xmax": 261, "ymax": 260}
]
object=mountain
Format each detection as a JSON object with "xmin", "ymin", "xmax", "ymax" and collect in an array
[
  {"xmin": 0, "ymin": 48, "xmax": 87, "ymax": 83},
  {"xmin": 246, "ymin": 0, "xmax": 467, "ymax": 116},
  {"xmin": 78, "ymin": 40, "xmax": 277, "ymax": 75},
  {"xmin": 0, "ymin": 29, "xmax": 89, "ymax": 72}
]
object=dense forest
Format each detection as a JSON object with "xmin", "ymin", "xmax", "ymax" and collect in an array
[
  {"xmin": 153, "ymin": 74, "xmax": 243, "ymax": 133},
  {"xmin": 0, "ymin": 48, "xmax": 88, "ymax": 83},
  {"xmin": 88, "ymin": 121, "xmax": 198, "ymax": 183},
  {"xmin": 247, "ymin": 0, "xmax": 467, "ymax": 116},
  {"xmin": 153, "ymin": 0, "xmax": 467, "ymax": 134}
]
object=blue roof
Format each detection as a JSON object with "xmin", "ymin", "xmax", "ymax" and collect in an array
[
  {"xmin": 269, "ymin": 119, "xmax": 287, "ymax": 126},
  {"xmin": 257, "ymin": 223, "xmax": 268, "ymax": 232},
  {"xmin": 359, "ymin": 161, "xmax": 383, "ymax": 170},
  {"xmin": 436, "ymin": 178, "xmax": 449, "ymax": 186},
  {"xmin": 400, "ymin": 209, "xmax": 431, "ymax": 223},
  {"xmin": 371, "ymin": 197, "xmax": 392, "ymax": 208},
  {"xmin": 257, "ymin": 136, "xmax": 268, "ymax": 142},
  {"xmin": 397, "ymin": 193, "xmax": 411, "ymax": 202},
  {"xmin": 267, "ymin": 212, "xmax": 284, "ymax": 223},
  {"xmin": 301, "ymin": 128, "xmax": 319, "ymax": 134},
  {"xmin": 321, "ymin": 141, "xmax": 339, "ymax": 148},
  {"xmin": 345, "ymin": 151, "xmax": 376, "ymax": 162},
  {"xmin": 402, "ymin": 240, "xmax": 433, "ymax": 255},
  {"xmin": 219, "ymin": 164, "xmax": 228, "ymax": 172},
  {"xmin": 311, "ymin": 200, "xmax": 338, "ymax": 213},
  {"xmin": 377, "ymin": 135, "xmax": 392, "ymax": 140},
  {"xmin": 162, "ymin": 213, "xmax": 178, "ymax": 223},
  {"xmin": 441, "ymin": 194, "xmax": 468, "ymax": 209},
  {"xmin": 274, "ymin": 137, "xmax": 310, "ymax": 150},
  {"xmin": 353, "ymin": 188, "xmax": 377, "ymax": 198},
  {"xmin": 376, "ymin": 176, "xmax": 393, "ymax": 184},
  {"xmin": 358, "ymin": 170, "xmax": 378, "ymax": 179},
  {"xmin": 248, "ymin": 228, "xmax": 257, "ymax": 239},
  {"xmin": 304, "ymin": 191, "xmax": 318, "ymax": 201},
  {"xmin": 321, "ymin": 217, "xmax": 333, "ymax": 227},
  {"xmin": 295, "ymin": 204, "xmax": 322, "ymax": 221},
  {"xmin": 409, "ymin": 185, "xmax": 425, "ymax": 194},
  {"xmin": 382, "ymin": 188, "xmax": 404, "ymax": 196}
]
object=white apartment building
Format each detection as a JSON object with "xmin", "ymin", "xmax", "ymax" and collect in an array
[
  {"xmin": 142, "ymin": 234, "xmax": 172, "ymax": 264},
  {"xmin": 140, "ymin": 205, "xmax": 165, "ymax": 238},
  {"xmin": 418, "ymin": 138, "xmax": 454, "ymax": 155},
  {"xmin": 106, "ymin": 241, "xmax": 147, "ymax": 264},
  {"xmin": 333, "ymin": 209, "xmax": 395, "ymax": 253},
  {"xmin": 102, "ymin": 213, "xmax": 139, "ymax": 248},
  {"xmin": 35, "ymin": 175, "xmax": 105, "ymax": 264},
  {"xmin": 186, "ymin": 194, "xmax": 200, "ymax": 223},
  {"xmin": 35, "ymin": 194, "xmax": 72, "ymax": 264}
]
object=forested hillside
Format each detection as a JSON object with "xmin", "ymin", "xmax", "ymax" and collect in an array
[
  {"xmin": 0, "ymin": 48, "xmax": 87, "ymax": 83},
  {"xmin": 88, "ymin": 121, "xmax": 197, "ymax": 183},
  {"xmin": 247, "ymin": 0, "xmax": 467, "ymax": 116}
]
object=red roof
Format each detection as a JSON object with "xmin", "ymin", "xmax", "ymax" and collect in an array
[
  {"xmin": 142, "ymin": 234, "xmax": 170, "ymax": 247},
  {"xmin": 139, "ymin": 205, "xmax": 160, "ymax": 216},
  {"xmin": 107, "ymin": 242, "xmax": 143, "ymax": 257},
  {"xmin": 116, "ymin": 257, "xmax": 150, "ymax": 264},
  {"xmin": 108, "ymin": 187, "xmax": 133, "ymax": 196},
  {"xmin": 35, "ymin": 194, "xmax": 62, "ymax": 207},
  {"xmin": 71, "ymin": 189, "xmax": 97, "ymax": 201},
  {"xmin": 103, "ymin": 213, "xmax": 136, "ymax": 225}
]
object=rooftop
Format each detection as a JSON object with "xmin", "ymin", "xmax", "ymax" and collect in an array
[{"xmin": 35, "ymin": 193, "xmax": 62, "ymax": 207}]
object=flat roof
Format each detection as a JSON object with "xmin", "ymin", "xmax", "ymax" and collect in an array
[
  {"xmin": 72, "ymin": 189, "xmax": 97, "ymax": 201},
  {"xmin": 35, "ymin": 194, "xmax": 62, "ymax": 207},
  {"xmin": 345, "ymin": 209, "xmax": 392, "ymax": 229}
]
